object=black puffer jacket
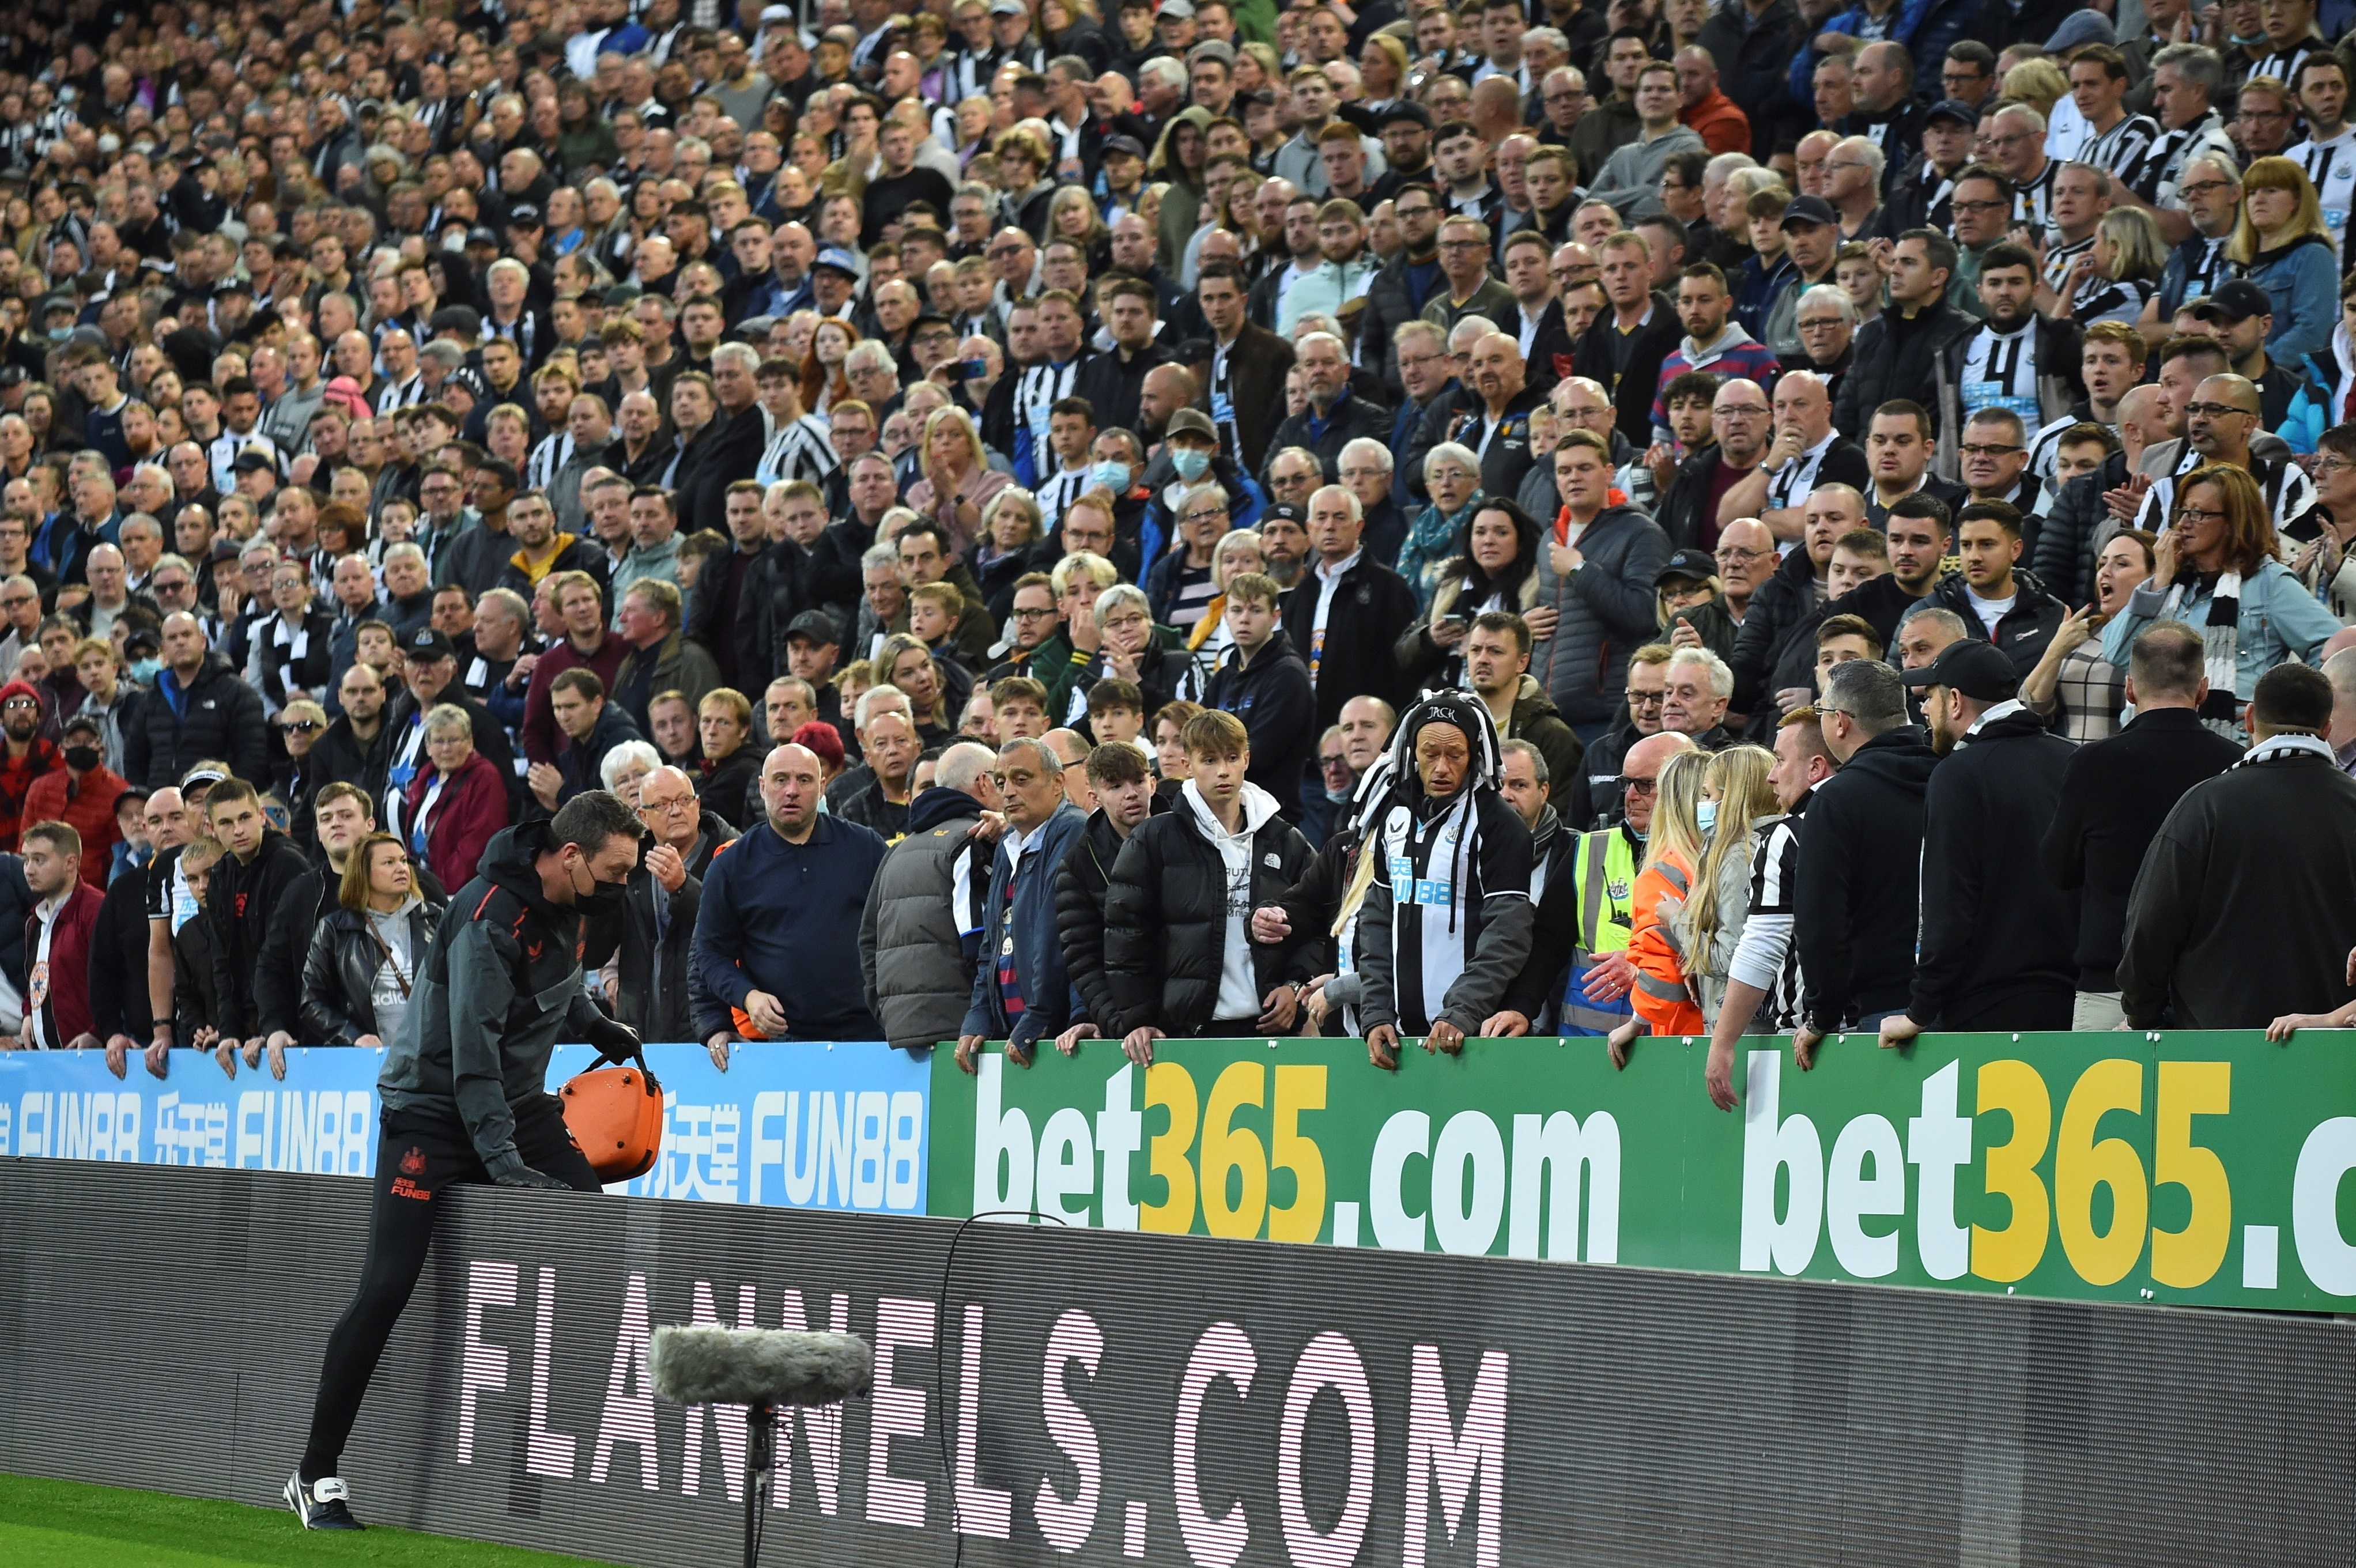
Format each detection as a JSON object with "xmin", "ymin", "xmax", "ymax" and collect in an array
[
  {"xmin": 121, "ymin": 652, "xmax": 270, "ymax": 788},
  {"xmin": 1055, "ymin": 808, "xmax": 1129, "ymax": 1030},
  {"xmin": 1729, "ymin": 543, "xmax": 1824, "ymax": 721},
  {"xmin": 1101, "ymin": 784, "xmax": 1316, "ymax": 1036},
  {"xmin": 299, "ymin": 896, "xmax": 447, "ymax": 1045},
  {"xmin": 1830, "ymin": 294, "xmax": 1980, "ymax": 445}
]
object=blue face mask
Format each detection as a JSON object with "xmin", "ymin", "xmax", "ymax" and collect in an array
[
  {"xmin": 1695, "ymin": 800, "xmax": 1718, "ymax": 834},
  {"xmin": 1170, "ymin": 448, "xmax": 1211, "ymax": 482},
  {"xmin": 1089, "ymin": 460, "xmax": 1129, "ymax": 492},
  {"xmin": 130, "ymin": 657, "xmax": 163, "ymax": 683}
]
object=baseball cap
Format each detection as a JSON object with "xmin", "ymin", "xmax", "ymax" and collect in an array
[
  {"xmin": 407, "ymin": 628, "xmax": 457, "ymax": 662},
  {"xmin": 1259, "ymin": 501, "xmax": 1306, "ymax": 528},
  {"xmin": 1923, "ymin": 97, "xmax": 1979, "ymax": 129},
  {"xmin": 1160, "ymin": 0, "xmax": 1196, "ymax": 17},
  {"xmin": 1656, "ymin": 549, "xmax": 1716, "ymax": 585},
  {"xmin": 1102, "ymin": 133, "xmax": 1148, "ymax": 159},
  {"xmin": 1376, "ymin": 100, "xmax": 1433, "ymax": 130},
  {"xmin": 812, "ymin": 246, "xmax": 862, "ymax": 277},
  {"xmin": 466, "ymin": 225, "xmax": 500, "ymax": 248},
  {"xmin": 988, "ymin": 0, "xmax": 1026, "ymax": 13},
  {"xmin": 181, "ymin": 765, "xmax": 228, "ymax": 790},
  {"xmin": 1780, "ymin": 194, "xmax": 1838, "ymax": 231},
  {"xmin": 232, "ymin": 449, "xmax": 277, "ymax": 474},
  {"xmin": 786, "ymin": 610, "xmax": 840, "ymax": 645},
  {"xmin": 1901, "ymin": 638, "xmax": 2018, "ymax": 702},
  {"xmin": 2044, "ymin": 10, "xmax": 2115, "ymax": 51},
  {"xmin": 504, "ymin": 201, "xmax": 543, "ymax": 229},
  {"xmin": 445, "ymin": 367, "xmax": 489, "ymax": 400},
  {"xmin": 2189, "ymin": 279, "xmax": 2274, "ymax": 323},
  {"xmin": 1165, "ymin": 407, "xmax": 1217, "ymax": 442},
  {"xmin": 603, "ymin": 282, "xmax": 643, "ymax": 309}
]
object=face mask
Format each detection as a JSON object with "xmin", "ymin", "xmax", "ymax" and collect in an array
[
  {"xmin": 130, "ymin": 658, "xmax": 162, "ymax": 683},
  {"xmin": 1695, "ymin": 800, "xmax": 1717, "ymax": 834},
  {"xmin": 575, "ymin": 878, "xmax": 626, "ymax": 919},
  {"xmin": 47, "ymin": 326, "xmax": 71, "ymax": 343},
  {"xmin": 63, "ymin": 745, "xmax": 99, "ymax": 772},
  {"xmin": 1089, "ymin": 460, "xmax": 1130, "ymax": 492},
  {"xmin": 1170, "ymin": 448, "xmax": 1211, "ymax": 482}
]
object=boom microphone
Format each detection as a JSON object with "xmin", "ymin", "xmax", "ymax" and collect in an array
[
  {"xmin": 650, "ymin": 1325, "xmax": 874, "ymax": 1408},
  {"xmin": 649, "ymin": 1326, "xmax": 873, "ymax": 1568}
]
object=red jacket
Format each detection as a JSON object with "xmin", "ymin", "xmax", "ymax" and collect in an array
[
  {"xmin": 1681, "ymin": 90, "xmax": 1752, "ymax": 156},
  {"xmin": 22, "ymin": 763, "xmax": 128, "ymax": 889},
  {"xmin": 24, "ymin": 879, "xmax": 103, "ymax": 1046},
  {"xmin": 405, "ymin": 750, "xmax": 512, "ymax": 894},
  {"xmin": 522, "ymin": 632, "xmax": 628, "ymax": 766},
  {"xmin": 0, "ymin": 737, "xmax": 62, "ymax": 852}
]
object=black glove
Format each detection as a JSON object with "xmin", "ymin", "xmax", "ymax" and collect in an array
[
  {"xmin": 583, "ymin": 1012, "xmax": 643, "ymax": 1067},
  {"xmin": 494, "ymin": 1165, "xmax": 573, "ymax": 1191}
]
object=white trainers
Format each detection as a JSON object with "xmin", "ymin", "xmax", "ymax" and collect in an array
[{"xmin": 284, "ymin": 1471, "xmax": 365, "ymax": 1530}]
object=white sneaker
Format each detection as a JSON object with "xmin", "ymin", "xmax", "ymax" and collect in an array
[{"xmin": 284, "ymin": 1471, "xmax": 365, "ymax": 1531}]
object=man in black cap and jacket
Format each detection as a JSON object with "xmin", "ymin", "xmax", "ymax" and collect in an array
[
  {"xmin": 1792, "ymin": 655, "xmax": 1938, "ymax": 1066},
  {"xmin": 1879, "ymin": 638, "xmax": 2078, "ymax": 1044}
]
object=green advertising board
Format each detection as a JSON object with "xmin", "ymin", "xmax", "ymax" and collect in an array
[{"xmin": 928, "ymin": 1030, "xmax": 2356, "ymax": 1312}]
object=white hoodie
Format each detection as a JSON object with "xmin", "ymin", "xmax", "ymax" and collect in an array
[{"xmin": 1184, "ymin": 776, "xmax": 1285, "ymax": 1023}]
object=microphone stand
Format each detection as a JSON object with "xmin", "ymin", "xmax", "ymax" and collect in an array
[{"xmin": 743, "ymin": 1400, "xmax": 777, "ymax": 1568}]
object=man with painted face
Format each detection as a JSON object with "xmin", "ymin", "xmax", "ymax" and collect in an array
[
  {"xmin": 289, "ymin": 791, "xmax": 647, "ymax": 1533},
  {"xmin": 1355, "ymin": 693, "xmax": 1535, "ymax": 1068}
]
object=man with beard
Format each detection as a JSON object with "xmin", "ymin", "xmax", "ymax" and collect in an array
[
  {"xmin": 1659, "ymin": 377, "xmax": 1772, "ymax": 552},
  {"xmin": 0, "ymin": 678, "xmax": 61, "ymax": 849},
  {"xmin": 1899, "ymin": 500, "xmax": 2068, "ymax": 680},
  {"xmin": 1946, "ymin": 243, "xmax": 2084, "ymax": 445}
]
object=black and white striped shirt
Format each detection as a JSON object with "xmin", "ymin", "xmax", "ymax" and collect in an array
[
  {"xmin": 2078, "ymin": 112, "xmax": 2162, "ymax": 188},
  {"xmin": 1034, "ymin": 463, "xmax": 1094, "ymax": 530},
  {"xmin": 525, "ymin": 430, "xmax": 574, "ymax": 493},
  {"xmin": 2014, "ymin": 160, "xmax": 2062, "ymax": 232},
  {"xmin": 375, "ymin": 373, "xmax": 426, "ymax": 415},
  {"xmin": 1726, "ymin": 807, "xmax": 1806, "ymax": 1032},
  {"xmin": 756, "ymin": 412, "xmax": 839, "ymax": 487}
]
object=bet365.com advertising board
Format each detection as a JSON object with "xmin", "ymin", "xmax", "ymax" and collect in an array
[{"xmin": 926, "ymin": 1031, "xmax": 2356, "ymax": 1312}]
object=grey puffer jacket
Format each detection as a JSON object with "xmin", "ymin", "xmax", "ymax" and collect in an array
[
  {"xmin": 857, "ymin": 786, "xmax": 994, "ymax": 1054},
  {"xmin": 1529, "ymin": 504, "xmax": 1673, "ymax": 727}
]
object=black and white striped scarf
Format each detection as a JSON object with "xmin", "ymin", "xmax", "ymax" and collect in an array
[
  {"xmin": 2154, "ymin": 569, "xmax": 2244, "ymax": 734},
  {"xmin": 1373, "ymin": 693, "xmax": 1511, "ymax": 1033}
]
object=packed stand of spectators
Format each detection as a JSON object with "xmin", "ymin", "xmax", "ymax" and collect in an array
[{"xmin": 8, "ymin": 0, "xmax": 2356, "ymax": 1100}]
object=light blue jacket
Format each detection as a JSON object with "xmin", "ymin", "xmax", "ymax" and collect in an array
[
  {"xmin": 2245, "ymin": 235, "xmax": 2340, "ymax": 369},
  {"xmin": 2100, "ymin": 556, "xmax": 2340, "ymax": 697}
]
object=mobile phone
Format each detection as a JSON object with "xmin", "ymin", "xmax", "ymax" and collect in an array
[{"xmin": 949, "ymin": 358, "xmax": 989, "ymax": 380}]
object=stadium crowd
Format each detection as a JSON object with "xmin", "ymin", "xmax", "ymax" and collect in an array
[{"xmin": 5, "ymin": 0, "xmax": 2356, "ymax": 1106}]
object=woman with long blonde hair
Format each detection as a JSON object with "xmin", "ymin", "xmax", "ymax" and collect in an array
[
  {"xmin": 1676, "ymin": 746, "xmax": 1780, "ymax": 1029},
  {"xmin": 1614, "ymin": 746, "xmax": 1713, "ymax": 1055},
  {"xmin": 907, "ymin": 405, "xmax": 1012, "ymax": 556},
  {"xmin": 2228, "ymin": 156, "xmax": 2339, "ymax": 364}
]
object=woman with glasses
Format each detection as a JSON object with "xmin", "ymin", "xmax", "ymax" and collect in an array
[
  {"xmin": 2292, "ymin": 425, "xmax": 2356, "ymax": 624},
  {"xmin": 2101, "ymin": 466, "xmax": 2340, "ymax": 736},
  {"xmin": 271, "ymin": 698, "xmax": 329, "ymax": 850},
  {"xmin": 1397, "ymin": 443, "xmax": 1484, "ymax": 611},
  {"xmin": 402, "ymin": 704, "xmax": 512, "ymax": 894},
  {"xmin": 254, "ymin": 559, "xmax": 335, "ymax": 715},
  {"xmin": 299, "ymin": 832, "xmax": 446, "ymax": 1050}
]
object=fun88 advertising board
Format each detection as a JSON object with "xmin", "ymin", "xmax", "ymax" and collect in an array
[{"xmin": 0, "ymin": 1041, "xmax": 931, "ymax": 1215}]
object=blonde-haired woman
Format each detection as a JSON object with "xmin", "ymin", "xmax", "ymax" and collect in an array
[
  {"xmin": 2229, "ymin": 156, "xmax": 2339, "ymax": 364},
  {"xmin": 2044, "ymin": 206, "xmax": 2166, "ymax": 326},
  {"xmin": 2000, "ymin": 57, "xmax": 2068, "ymax": 122},
  {"xmin": 1675, "ymin": 745, "xmax": 1780, "ymax": 1031},
  {"xmin": 906, "ymin": 405, "xmax": 1011, "ymax": 556},
  {"xmin": 1047, "ymin": 183, "xmax": 1112, "ymax": 273},
  {"xmin": 1613, "ymin": 746, "xmax": 1713, "ymax": 1059},
  {"xmin": 1187, "ymin": 527, "xmax": 1265, "ymax": 680},
  {"xmin": 1358, "ymin": 33, "xmax": 1410, "ymax": 112}
]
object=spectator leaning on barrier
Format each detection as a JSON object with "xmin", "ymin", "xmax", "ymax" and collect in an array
[
  {"xmin": 860, "ymin": 740, "xmax": 1001, "ymax": 1057},
  {"xmin": 957, "ymin": 737, "xmax": 1089, "ymax": 1067},
  {"xmin": 1053, "ymin": 740, "xmax": 1160, "ymax": 1053},
  {"xmin": 614, "ymin": 765, "xmax": 735, "ymax": 1051},
  {"xmin": 1792, "ymin": 658, "xmax": 1937, "ymax": 1066},
  {"xmin": 1104, "ymin": 709, "xmax": 1317, "ymax": 1056},
  {"xmin": 1882, "ymin": 638, "xmax": 2080, "ymax": 1043},
  {"xmin": 299, "ymin": 833, "xmax": 445, "ymax": 1050},
  {"xmin": 2041, "ymin": 623, "xmax": 2244, "ymax": 1033},
  {"xmin": 1357, "ymin": 694, "xmax": 1536, "ymax": 1069},
  {"xmin": 18, "ymin": 820, "xmax": 102, "ymax": 1050},
  {"xmin": 203, "ymin": 777, "xmax": 315, "ymax": 1064},
  {"xmin": 2124, "ymin": 663, "xmax": 2356, "ymax": 1030},
  {"xmin": 696, "ymin": 743, "xmax": 892, "ymax": 1051}
]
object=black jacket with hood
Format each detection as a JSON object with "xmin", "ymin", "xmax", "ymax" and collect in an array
[
  {"xmin": 207, "ymin": 824, "xmax": 317, "ymax": 1040},
  {"xmin": 378, "ymin": 820, "xmax": 634, "ymax": 1178},
  {"xmin": 1906, "ymin": 704, "xmax": 2079, "ymax": 1030},
  {"xmin": 1795, "ymin": 723, "xmax": 1939, "ymax": 1031},
  {"xmin": 1202, "ymin": 625, "xmax": 1317, "ymax": 810},
  {"xmin": 1102, "ymin": 777, "xmax": 1317, "ymax": 1036},
  {"xmin": 1730, "ymin": 542, "xmax": 1826, "ymax": 723},
  {"xmin": 1354, "ymin": 694, "xmax": 1538, "ymax": 1035}
]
